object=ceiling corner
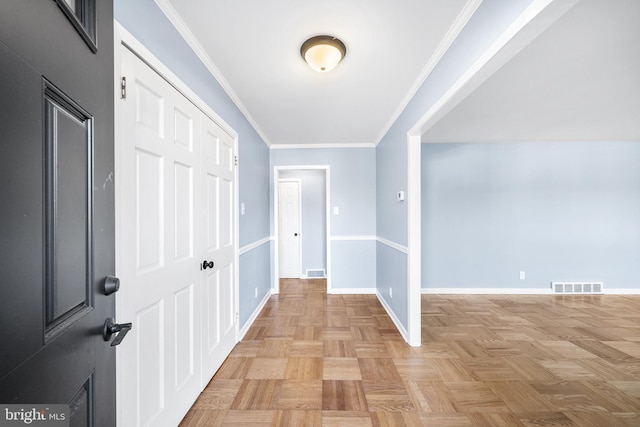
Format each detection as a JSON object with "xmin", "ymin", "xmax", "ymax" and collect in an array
[{"xmin": 154, "ymin": 0, "xmax": 272, "ymax": 147}]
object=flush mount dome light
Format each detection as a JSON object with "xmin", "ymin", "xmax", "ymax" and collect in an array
[{"xmin": 300, "ymin": 35, "xmax": 346, "ymax": 72}]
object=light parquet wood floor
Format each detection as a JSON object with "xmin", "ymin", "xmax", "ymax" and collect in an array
[{"xmin": 180, "ymin": 279, "xmax": 640, "ymax": 426}]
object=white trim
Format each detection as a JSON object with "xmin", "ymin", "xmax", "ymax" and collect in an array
[
  {"xmin": 376, "ymin": 292, "xmax": 412, "ymax": 346},
  {"xmin": 374, "ymin": 0, "xmax": 483, "ymax": 145},
  {"xmin": 153, "ymin": 0, "xmax": 271, "ymax": 147},
  {"xmin": 331, "ymin": 235, "xmax": 377, "ymax": 241},
  {"xmin": 273, "ymin": 165, "xmax": 331, "ymax": 294},
  {"xmin": 407, "ymin": 135, "xmax": 421, "ymax": 346},
  {"xmin": 239, "ymin": 236, "xmax": 272, "ymax": 256},
  {"xmin": 422, "ymin": 287, "xmax": 553, "ymax": 295},
  {"xmin": 330, "ymin": 288, "xmax": 376, "ymax": 295},
  {"xmin": 233, "ymin": 114, "xmax": 241, "ymax": 347},
  {"xmin": 409, "ymin": 0, "xmax": 578, "ymax": 138},
  {"xmin": 238, "ymin": 290, "xmax": 273, "ymax": 340},
  {"xmin": 376, "ymin": 237, "xmax": 408, "ymax": 254},
  {"xmin": 605, "ymin": 289, "xmax": 640, "ymax": 295},
  {"xmin": 325, "ymin": 168, "xmax": 332, "ymax": 294},
  {"xmin": 275, "ymin": 165, "xmax": 332, "ymax": 171},
  {"xmin": 422, "ymin": 287, "xmax": 640, "ymax": 295},
  {"xmin": 270, "ymin": 143, "xmax": 376, "ymax": 150}
]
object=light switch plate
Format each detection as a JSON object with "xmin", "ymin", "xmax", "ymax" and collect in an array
[{"xmin": 397, "ymin": 191, "xmax": 405, "ymax": 202}]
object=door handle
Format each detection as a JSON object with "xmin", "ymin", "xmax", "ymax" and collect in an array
[
  {"xmin": 294, "ymin": 233, "xmax": 298, "ymax": 236},
  {"xmin": 201, "ymin": 260, "xmax": 214, "ymax": 270},
  {"xmin": 103, "ymin": 318, "xmax": 132, "ymax": 347}
]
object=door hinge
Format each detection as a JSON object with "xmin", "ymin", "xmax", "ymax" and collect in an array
[
  {"xmin": 234, "ymin": 155, "xmax": 238, "ymax": 166},
  {"xmin": 120, "ymin": 76, "xmax": 127, "ymax": 99}
]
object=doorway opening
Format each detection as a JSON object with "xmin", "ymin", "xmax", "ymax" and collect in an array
[{"xmin": 274, "ymin": 166, "xmax": 331, "ymax": 293}]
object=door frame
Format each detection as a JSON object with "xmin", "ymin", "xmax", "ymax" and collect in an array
[
  {"xmin": 273, "ymin": 165, "xmax": 331, "ymax": 294},
  {"xmin": 114, "ymin": 23, "xmax": 240, "ymax": 425},
  {"xmin": 277, "ymin": 179, "xmax": 302, "ymax": 279}
]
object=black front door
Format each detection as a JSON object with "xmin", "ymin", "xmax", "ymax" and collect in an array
[{"xmin": 0, "ymin": 1, "xmax": 116, "ymax": 426}]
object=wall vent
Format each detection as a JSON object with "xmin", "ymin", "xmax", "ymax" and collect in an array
[
  {"xmin": 551, "ymin": 282, "xmax": 603, "ymax": 294},
  {"xmin": 306, "ymin": 269, "xmax": 326, "ymax": 278}
]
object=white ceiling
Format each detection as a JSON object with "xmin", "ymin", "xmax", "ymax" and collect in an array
[
  {"xmin": 160, "ymin": 0, "xmax": 477, "ymax": 146},
  {"xmin": 158, "ymin": 0, "xmax": 639, "ymax": 147},
  {"xmin": 422, "ymin": 0, "xmax": 640, "ymax": 143}
]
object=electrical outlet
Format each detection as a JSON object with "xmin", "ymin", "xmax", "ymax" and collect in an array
[{"xmin": 519, "ymin": 271, "xmax": 526, "ymax": 280}]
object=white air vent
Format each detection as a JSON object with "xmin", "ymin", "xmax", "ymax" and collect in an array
[
  {"xmin": 551, "ymin": 282, "xmax": 603, "ymax": 294},
  {"xmin": 306, "ymin": 269, "xmax": 326, "ymax": 278}
]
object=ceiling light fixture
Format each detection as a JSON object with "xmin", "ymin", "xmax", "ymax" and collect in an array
[{"xmin": 300, "ymin": 35, "xmax": 346, "ymax": 73}]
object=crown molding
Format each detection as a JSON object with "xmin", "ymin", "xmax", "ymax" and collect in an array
[
  {"xmin": 410, "ymin": 0, "xmax": 579, "ymax": 138},
  {"xmin": 154, "ymin": 0, "xmax": 272, "ymax": 147},
  {"xmin": 374, "ymin": 0, "xmax": 483, "ymax": 145},
  {"xmin": 270, "ymin": 142, "xmax": 376, "ymax": 150}
]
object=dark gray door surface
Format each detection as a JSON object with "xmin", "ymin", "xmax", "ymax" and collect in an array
[{"xmin": 0, "ymin": 1, "xmax": 115, "ymax": 425}]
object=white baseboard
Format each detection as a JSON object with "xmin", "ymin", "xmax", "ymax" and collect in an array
[
  {"xmin": 329, "ymin": 287, "xmax": 376, "ymax": 295},
  {"xmin": 604, "ymin": 289, "xmax": 640, "ymax": 295},
  {"xmin": 422, "ymin": 287, "xmax": 640, "ymax": 295},
  {"xmin": 238, "ymin": 290, "xmax": 272, "ymax": 340},
  {"xmin": 376, "ymin": 291, "xmax": 410, "ymax": 344},
  {"xmin": 422, "ymin": 287, "xmax": 551, "ymax": 295}
]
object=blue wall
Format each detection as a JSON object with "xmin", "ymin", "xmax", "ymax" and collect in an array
[
  {"xmin": 271, "ymin": 148, "xmax": 376, "ymax": 290},
  {"xmin": 375, "ymin": 0, "xmax": 535, "ymax": 330},
  {"xmin": 422, "ymin": 142, "xmax": 640, "ymax": 291},
  {"xmin": 115, "ymin": 0, "xmax": 271, "ymax": 330}
]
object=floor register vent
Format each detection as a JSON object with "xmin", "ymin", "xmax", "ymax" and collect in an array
[
  {"xmin": 551, "ymin": 282, "xmax": 603, "ymax": 294},
  {"xmin": 306, "ymin": 269, "xmax": 326, "ymax": 278}
]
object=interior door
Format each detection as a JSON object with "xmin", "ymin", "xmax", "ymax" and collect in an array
[
  {"xmin": 200, "ymin": 114, "xmax": 238, "ymax": 386},
  {"xmin": 0, "ymin": 1, "xmax": 116, "ymax": 426},
  {"xmin": 117, "ymin": 48, "xmax": 203, "ymax": 427},
  {"xmin": 278, "ymin": 181, "xmax": 301, "ymax": 278},
  {"xmin": 117, "ymin": 46, "xmax": 238, "ymax": 426}
]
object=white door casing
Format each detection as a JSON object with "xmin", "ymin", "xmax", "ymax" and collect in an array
[
  {"xmin": 116, "ymin": 45, "xmax": 237, "ymax": 427},
  {"xmin": 278, "ymin": 180, "xmax": 301, "ymax": 278}
]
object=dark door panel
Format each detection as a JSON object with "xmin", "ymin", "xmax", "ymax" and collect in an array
[
  {"xmin": 0, "ymin": 1, "xmax": 115, "ymax": 425},
  {"xmin": 0, "ymin": 40, "xmax": 44, "ymax": 382}
]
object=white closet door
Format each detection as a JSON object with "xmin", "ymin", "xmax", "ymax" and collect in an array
[
  {"xmin": 200, "ymin": 115, "xmax": 238, "ymax": 386},
  {"xmin": 117, "ymin": 47, "xmax": 237, "ymax": 427}
]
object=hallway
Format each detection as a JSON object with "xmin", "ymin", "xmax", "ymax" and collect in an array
[{"xmin": 180, "ymin": 280, "xmax": 640, "ymax": 426}]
